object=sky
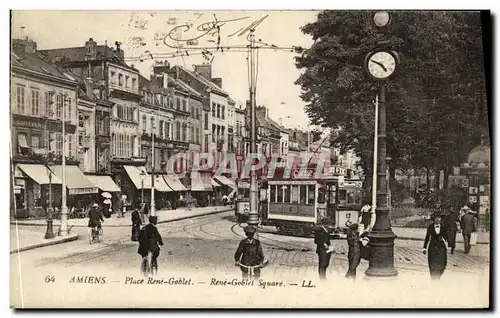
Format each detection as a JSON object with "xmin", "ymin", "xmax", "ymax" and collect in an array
[{"xmin": 11, "ymin": 10, "xmax": 319, "ymax": 129}]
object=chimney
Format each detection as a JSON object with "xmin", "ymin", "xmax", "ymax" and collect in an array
[
  {"xmin": 194, "ymin": 64, "xmax": 212, "ymax": 80},
  {"xmin": 12, "ymin": 37, "xmax": 37, "ymax": 54},
  {"xmin": 211, "ymin": 78, "xmax": 222, "ymax": 88},
  {"xmin": 85, "ymin": 38, "xmax": 97, "ymax": 60},
  {"xmin": 114, "ymin": 41, "xmax": 124, "ymax": 61}
]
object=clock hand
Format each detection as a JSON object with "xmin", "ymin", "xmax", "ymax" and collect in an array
[{"xmin": 371, "ymin": 60, "xmax": 388, "ymax": 72}]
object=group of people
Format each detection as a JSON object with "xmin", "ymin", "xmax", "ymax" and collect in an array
[{"xmin": 423, "ymin": 205, "xmax": 478, "ymax": 280}]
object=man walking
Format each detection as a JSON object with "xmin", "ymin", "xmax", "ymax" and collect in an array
[
  {"xmin": 314, "ymin": 225, "xmax": 332, "ymax": 280},
  {"xmin": 460, "ymin": 206, "xmax": 477, "ymax": 254},
  {"xmin": 138, "ymin": 216, "xmax": 163, "ymax": 276}
]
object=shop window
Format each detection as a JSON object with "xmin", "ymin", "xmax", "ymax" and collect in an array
[{"xmin": 307, "ymin": 185, "xmax": 315, "ymax": 204}]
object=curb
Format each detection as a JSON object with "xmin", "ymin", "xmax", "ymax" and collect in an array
[
  {"xmin": 396, "ymin": 236, "xmax": 489, "ymax": 245},
  {"xmin": 10, "ymin": 234, "xmax": 79, "ymax": 254},
  {"xmin": 10, "ymin": 208, "xmax": 233, "ymax": 228}
]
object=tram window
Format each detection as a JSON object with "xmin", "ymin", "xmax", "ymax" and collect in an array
[
  {"xmin": 284, "ymin": 185, "xmax": 291, "ymax": 203},
  {"xmin": 329, "ymin": 191, "xmax": 336, "ymax": 204},
  {"xmin": 291, "ymin": 185, "xmax": 299, "ymax": 203},
  {"xmin": 307, "ymin": 185, "xmax": 315, "ymax": 204},
  {"xmin": 353, "ymin": 190, "xmax": 362, "ymax": 204},
  {"xmin": 270, "ymin": 185, "xmax": 276, "ymax": 203},
  {"xmin": 347, "ymin": 191, "xmax": 355, "ymax": 204},
  {"xmin": 338, "ymin": 190, "xmax": 347, "ymax": 203},
  {"xmin": 318, "ymin": 187, "xmax": 326, "ymax": 204},
  {"xmin": 277, "ymin": 185, "xmax": 284, "ymax": 203},
  {"xmin": 299, "ymin": 185, "xmax": 307, "ymax": 204}
]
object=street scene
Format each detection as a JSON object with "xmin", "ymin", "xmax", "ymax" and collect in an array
[{"xmin": 10, "ymin": 10, "xmax": 490, "ymax": 308}]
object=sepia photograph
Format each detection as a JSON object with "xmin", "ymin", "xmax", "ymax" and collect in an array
[{"xmin": 9, "ymin": 9, "xmax": 491, "ymax": 308}]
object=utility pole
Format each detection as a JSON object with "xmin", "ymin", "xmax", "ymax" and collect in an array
[
  {"xmin": 247, "ymin": 29, "xmax": 259, "ymax": 230},
  {"xmin": 151, "ymin": 115, "xmax": 156, "ymax": 217}
]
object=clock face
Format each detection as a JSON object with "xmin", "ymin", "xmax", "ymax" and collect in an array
[{"xmin": 367, "ymin": 51, "xmax": 397, "ymax": 79}]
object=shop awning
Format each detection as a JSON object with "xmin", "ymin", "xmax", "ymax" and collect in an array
[
  {"xmin": 164, "ymin": 175, "xmax": 187, "ymax": 192},
  {"xmin": 191, "ymin": 174, "xmax": 213, "ymax": 192},
  {"xmin": 86, "ymin": 175, "xmax": 121, "ymax": 192},
  {"xmin": 153, "ymin": 174, "xmax": 173, "ymax": 192},
  {"xmin": 214, "ymin": 175, "xmax": 236, "ymax": 189},
  {"xmin": 212, "ymin": 179, "xmax": 221, "ymax": 187},
  {"xmin": 124, "ymin": 165, "xmax": 151, "ymax": 189},
  {"xmin": 52, "ymin": 165, "xmax": 99, "ymax": 195},
  {"xmin": 17, "ymin": 164, "xmax": 61, "ymax": 185}
]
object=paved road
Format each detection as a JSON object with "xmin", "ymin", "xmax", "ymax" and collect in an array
[{"xmin": 12, "ymin": 211, "xmax": 489, "ymax": 276}]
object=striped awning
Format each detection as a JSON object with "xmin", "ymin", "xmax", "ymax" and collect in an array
[
  {"xmin": 17, "ymin": 164, "xmax": 61, "ymax": 185},
  {"xmin": 52, "ymin": 165, "xmax": 99, "ymax": 195},
  {"xmin": 86, "ymin": 175, "xmax": 121, "ymax": 192},
  {"xmin": 164, "ymin": 174, "xmax": 187, "ymax": 192},
  {"xmin": 214, "ymin": 175, "xmax": 236, "ymax": 189}
]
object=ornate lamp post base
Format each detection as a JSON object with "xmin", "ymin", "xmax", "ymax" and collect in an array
[
  {"xmin": 45, "ymin": 208, "xmax": 55, "ymax": 239},
  {"xmin": 365, "ymin": 230, "xmax": 398, "ymax": 277}
]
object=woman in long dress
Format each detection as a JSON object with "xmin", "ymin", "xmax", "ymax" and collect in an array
[
  {"xmin": 131, "ymin": 209, "xmax": 142, "ymax": 241},
  {"xmin": 422, "ymin": 213, "xmax": 448, "ymax": 279}
]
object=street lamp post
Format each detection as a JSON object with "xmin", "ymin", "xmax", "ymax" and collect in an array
[
  {"xmin": 140, "ymin": 170, "xmax": 146, "ymax": 205},
  {"xmin": 44, "ymin": 164, "xmax": 55, "ymax": 239},
  {"xmin": 58, "ymin": 95, "xmax": 70, "ymax": 236},
  {"xmin": 364, "ymin": 11, "xmax": 398, "ymax": 277}
]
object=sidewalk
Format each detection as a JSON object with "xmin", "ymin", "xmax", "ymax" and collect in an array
[
  {"xmin": 10, "ymin": 226, "xmax": 78, "ymax": 254},
  {"xmin": 10, "ymin": 206, "xmax": 233, "ymax": 253},
  {"xmin": 393, "ymin": 227, "xmax": 490, "ymax": 244},
  {"xmin": 10, "ymin": 205, "xmax": 233, "ymax": 228}
]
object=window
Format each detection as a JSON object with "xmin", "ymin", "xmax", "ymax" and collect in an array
[
  {"xmin": 190, "ymin": 125, "xmax": 195, "ymax": 143},
  {"xmin": 56, "ymin": 133, "xmax": 63, "ymax": 156},
  {"xmin": 182, "ymin": 99, "xmax": 187, "ymax": 111},
  {"xmin": 142, "ymin": 115, "xmax": 147, "ymax": 133},
  {"xmin": 56, "ymin": 94, "xmax": 63, "ymax": 119},
  {"xmin": 110, "ymin": 71, "xmax": 116, "ymax": 85},
  {"xmin": 204, "ymin": 134, "xmax": 209, "ymax": 152},
  {"xmin": 16, "ymin": 85, "xmax": 25, "ymax": 114},
  {"xmin": 118, "ymin": 74, "xmax": 123, "ymax": 86},
  {"xmin": 277, "ymin": 185, "xmax": 283, "ymax": 203},
  {"xmin": 155, "ymin": 94, "xmax": 162, "ymax": 105},
  {"xmin": 217, "ymin": 104, "xmax": 220, "ymax": 118},
  {"xmin": 212, "ymin": 124, "xmax": 216, "ymax": 142},
  {"xmin": 30, "ymin": 89, "xmax": 40, "ymax": 116},
  {"xmin": 44, "ymin": 92, "xmax": 52, "ymax": 117},
  {"xmin": 318, "ymin": 187, "xmax": 326, "ymax": 204},
  {"xmin": 270, "ymin": 185, "xmax": 276, "ymax": 203},
  {"xmin": 284, "ymin": 185, "xmax": 291, "ymax": 203},
  {"xmin": 204, "ymin": 112, "xmax": 209, "ymax": 129},
  {"xmin": 79, "ymin": 113, "xmax": 84, "ymax": 127},
  {"xmin": 308, "ymin": 185, "xmax": 315, "ymax": 204},
  {"xmin": 212, "ymin": 103, "xmax": 216, "ymax": 117},
  {"xmin": 166, "ymin": 122, "xmax": 171, "ymax": 140},
  {"xmin": 299, "ymin": 185, "xmax": 307, "ymax": 204},
  {"xmin": 176, "ymin": 97, "xmax": 181, "ymax": 110},
  {"xmin": 176, "ymin": 122, "xmax": 181, "ymax": 140},
  {"xmin": 291, "ymin": 185, "xmax": 299, "ymax": 203},
  {"xmin": 196, "ymin": 127, "xmax": 200, "ymax": 144},
  {"xmin": 31, "ymin": 135, "xmax": 40, "ymax": 149},
  {"xmin": 159, "ymin": 120, "xmax": 164, "ymax": 138},
  {"xmin": 67, "ymin": 134, "xmax": 73, "ymax": 156},
  {"xmin": 132, "ymin": 78, "xmax": 136, "ymax": 89},
  {"xmin": 125, "ymin": 76, "xmax": 130, "ymax": 88},
  {"xmin": 182, "ymin": 124, "xmax": 187, "ymax": 142},
  {"xmin": 65, "ymin": 95, "xmax": 71, "ymax": 120},
  {"xmin": 150, "ymin": 117, "xmax": 155, "ymax": 133},
  {"xmin": 169, "ymin": 97, "xmax": 174, "ymax": 108},
  {"xmin": 221, "ymin": 105, "xmax": 225, "ymax": 120}
]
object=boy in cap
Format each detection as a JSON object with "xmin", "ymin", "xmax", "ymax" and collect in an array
[{"xmin": 234, "ymin": 226, "xmax": 265, "ymax": 279}]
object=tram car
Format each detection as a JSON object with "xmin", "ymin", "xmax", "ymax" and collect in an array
[
  {"xmin": 234, "ymin": 180, "xmax": 251, "ymax": 223},
  {"xmin": 263, "ymin": 168, "xmax": 362, "ymax": 238}
]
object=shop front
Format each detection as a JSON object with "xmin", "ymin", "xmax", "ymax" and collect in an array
[
  {"xmin": 123, "ymin": 165, "xmax": 174, "ymax": 210},
  {"xmin": 190, "ymin": 173, "xmax": 213, "ymax": 207}
]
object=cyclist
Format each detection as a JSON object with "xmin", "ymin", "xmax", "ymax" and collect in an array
[
  {"xmin": 138, "ymin": 216, "xmax": 163, "ymax": 276},
  {"xmin": 234, "ymin": 226, "xmax": 265, "ymax": 279},
  {"xmin": 88, "ymin": 202, "xmax": 104, "ymax": 240}
]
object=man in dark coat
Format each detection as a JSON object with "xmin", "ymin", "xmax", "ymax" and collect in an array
[
  {"xmin": 444, "ymin": 209, "xmax": 459, "ymax": 254},
  {"xmin": 88, "ymin": 203, "xmax": 104, "ymax": 237},
  {"xmin": 423, "ymin": 213, "xmax": 448, "ymax": 280},
  {"xmin": 131, "ymin": 209, "xmax": 142, "ymax": 242},
  {"xmin": 234, "ymin": 226, "xmax": 265, "ymax": 279},
  {"xmin": 460, "ymin": 207, "xmax": 477, "ymax": 254},
  {"xmin": 314, "ymin": 225, "xmax": 332, "ymax": 280},
  {"xmin": 138, "ymin": 216, "xmax": 163, "ymax": 275}
]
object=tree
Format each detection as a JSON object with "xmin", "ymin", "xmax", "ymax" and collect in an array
[{"xmin": 295, "ymin": 11, "xmax": 488, "ymax": 192}]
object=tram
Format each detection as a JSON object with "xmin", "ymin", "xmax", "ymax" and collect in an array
[
  {"xmin": 234, "ymin": 180, "xmax": 251, "ymax": 223},
  {"xmin": 336, "ymin": 179, "xmax": 364, "ymax": 231},
  {"xmin": 263, "ymin": 167, "xmax": 360, "ymax": 237}
]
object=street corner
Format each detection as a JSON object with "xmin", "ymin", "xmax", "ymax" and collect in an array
[{"xmin": 10, "ymin": 231, "xmax": 79, "ymax": 254}]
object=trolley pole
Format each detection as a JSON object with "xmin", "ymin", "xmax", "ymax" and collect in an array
[{"xmin": 248, "ymin": 29, "xmax": 259, "ymax": 231}]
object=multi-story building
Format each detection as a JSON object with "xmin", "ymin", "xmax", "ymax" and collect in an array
[
  {"xmin": 11, "ymin": 37, "xmax": 99, "ymax": 217},
  {"xmin": 76, "ymin": 90, "xmax": 96, "ymax": 173}
]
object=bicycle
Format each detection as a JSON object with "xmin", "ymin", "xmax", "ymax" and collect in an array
[
  {"xmin": 236, "ymin": 260, "xmax": 269, "ymax": 279},
  {"xmin": 89, "ymin": 226, "xmax": 103, "ymax": 244},
  {"xmin": 141, "ymin": 250, "xmax": 159, "ymax": 277}
]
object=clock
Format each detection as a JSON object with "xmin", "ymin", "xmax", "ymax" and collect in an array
[
  {"xmin": 373, "ymin": 11, "xmax": 391, "ymax": 27},
  {"xmin": 365, "ymin": 50, "xmax": 399, "ymax": 80}
]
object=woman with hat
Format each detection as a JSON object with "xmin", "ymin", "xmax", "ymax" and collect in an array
[
  {"xmin": 234, "ymin": 226, "xmax": 265, "ymax": 279},
  {"xmin": 422, "ymin": 212, "xmax": 448, "ymax": 280}
]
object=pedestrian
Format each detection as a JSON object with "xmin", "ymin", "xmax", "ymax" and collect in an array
[
  {"xmin": 138, "ymin": 216, "xmax": 163, "ymax": 276},
  {"xmin": 444, "ymin": 208, "xmax": 459, "ymax": 254},
  {"xmin": 345, "ymin": 223, "xmax": 361, "ymax": 279},
  {"xmin": 234, "ymin": 226, "xmax": 265, "ymax": 279},
  {"xmin": 314, "ymin": 225, "xmax": 332, "ymax": 280},
  {"xmin": 131, "ymin": 208, "xmax": 142, "ymax": 242},
  {"xmin": 222, "ymin": 193, "xmax": 228, "ymax": 206},
  {"xmin": 358, "ymin": 203, "xmax": 373, "ymax": 234},
  {"xmin": 460, "ymin": 205, "xmax": 477, "ymax": 254},
  {"xmin": 422, "ymin": 213, "xmax": 448, "ymax": 280}
]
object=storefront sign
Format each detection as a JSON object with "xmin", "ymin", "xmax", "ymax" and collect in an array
[
  {"xmin": 13, "ymin": 115, "xmax": 76, "ymax": 134},
  {"xmin": 69, "ymin": 187, "xmax": 98, "ymax": 195}
]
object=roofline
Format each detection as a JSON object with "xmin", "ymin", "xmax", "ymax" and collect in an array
[{"xmin": 11, "ymin": 65, "xmax": 78, "ymax": 87}]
